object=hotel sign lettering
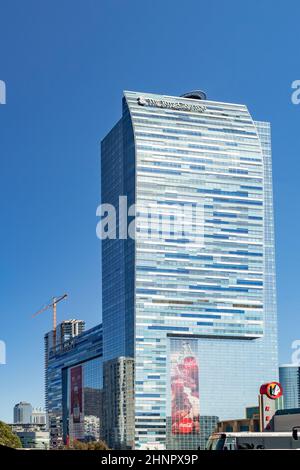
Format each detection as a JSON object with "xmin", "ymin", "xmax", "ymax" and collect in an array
[{"xmin": 137, "ymin": 96, "xmax": 206, "ymax": 113}]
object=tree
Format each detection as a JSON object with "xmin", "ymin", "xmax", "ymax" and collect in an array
[
  {"xmin": 88, "ymin": 441, "xmax": 109, "ymax": 450},
  {"xmin": 0, "ymin": 421, "xmax": 22, "ymax": 449},
  {"xmin": 65, "ymin": 439, "xmax": 109, "ymax": 450}
]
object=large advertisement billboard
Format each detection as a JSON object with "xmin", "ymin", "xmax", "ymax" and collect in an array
[{"xmin": 170, "ymin": 339, "xmax": 200, "ymax": 435}]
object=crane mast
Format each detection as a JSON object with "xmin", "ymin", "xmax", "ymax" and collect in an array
[{"xmin": 32, "ymin": 293, "xmax": 68, "ymax": 347}]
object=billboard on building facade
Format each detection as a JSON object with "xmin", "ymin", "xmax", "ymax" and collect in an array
[{"xmin": 170, "ymin": 339, "xmax": 200, "ymax": 435}]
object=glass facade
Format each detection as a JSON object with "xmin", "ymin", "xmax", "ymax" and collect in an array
[
  {"xmin": 279, "ymin": 365, "xmax": 300, "ymax": 409},
  {"xmin": 166, "ymin": 338, "xmax": 203, "ymax": 449},
  {"xmin": 101, "ymin": 110, "xmax": 135, "ymax": 362},
  {"xmin": 45, "ymin": 324, "xmax": 102, "ymax": 446},
  {"xmin": 13, "ymin": 402, "xmax": 33, "ymax": 424},
  {"xmin": 101, "ymin": 91, "xmax": 278, "ymax": 449},
  {"xmin": 102, "ymin": 357, "xmax": 135, "ymax": 449},
  {"xmin": 65, "ymin": 357, "xmax": 102, "ymax": 442}
]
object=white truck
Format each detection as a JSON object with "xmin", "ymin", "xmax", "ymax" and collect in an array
[{"xmin": 206, "ymin": 432, "xmax": 300, "ymax": 450}]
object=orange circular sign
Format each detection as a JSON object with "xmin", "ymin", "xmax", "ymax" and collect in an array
[{"xmin": 260, "ymin": 382, "xmax": 283, "ymax": 400}]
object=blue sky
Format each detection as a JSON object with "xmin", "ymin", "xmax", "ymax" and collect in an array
[{"xmin": 0, "ymin": 0, "xmax": 299, "ymax": 422}]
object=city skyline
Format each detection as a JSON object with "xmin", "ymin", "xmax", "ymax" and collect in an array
[{"xmin": 0, "ymin": 0, "xmax": 300, "ymax": 424}]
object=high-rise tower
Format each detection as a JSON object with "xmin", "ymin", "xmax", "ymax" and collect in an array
[{"xmin": 101, "ymin": 90, "xmax": 278, "ymax": 449}]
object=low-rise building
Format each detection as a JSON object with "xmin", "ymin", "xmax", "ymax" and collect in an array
[
  {"xmin": 217, "ymin": 417, "xmax": 260, "ymax": 433},
  {"xmin": 217, "ymin": 406, "xmax": 260, "ymax": 433},
  {"xmin": 273, "ymin": 408, "xmax": 300, "ymax": 431},
  {"xmin": 10, "ymin": 423, "xmax": 50, "ymax": 449},
  {"xmin": 15, "ymin": 430, "xmax": 50, "ymax": 449}
]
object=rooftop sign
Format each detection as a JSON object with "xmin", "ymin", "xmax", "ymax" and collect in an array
[{"xmin": 137, "ymin": 96, "xmax": 206, "ymax": 113}]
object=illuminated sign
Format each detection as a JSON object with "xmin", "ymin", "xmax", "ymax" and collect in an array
[
  {"xmin": 137, "ymin": 96, "xmax": 206, "ymax": 113},
  {"xmin": 260, "ymin": 382, "xmax": 283, "ymax": 400}
]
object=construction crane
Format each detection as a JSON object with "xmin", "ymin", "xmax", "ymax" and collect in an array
[{"xmin": 32, "ymin": 294, "xmax": 68, "ymax": 347}]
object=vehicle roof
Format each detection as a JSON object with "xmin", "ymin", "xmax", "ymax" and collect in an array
[{"xmin": 211, "ymin": 432, "xmax": 293, "ymax": 438}]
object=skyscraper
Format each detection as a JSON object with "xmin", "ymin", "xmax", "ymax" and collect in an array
[
  {"xmin": 31, "ymin": 408, "xmax": 47, "ymax": 425},
  {"xmin": 44, "ymin": 320, "xmax": 85, "ymax": 360},
  {"xmin": 44, "ymin": 319, "xmax": 86, "ymax": 446},
  {"xmin": 101, "ymin": 90, "xmax": 278, "ymax": 449},
  {"xmin": 279, "ymin": 365, "xmax": 300, "ymax": 409},
  {"xmin": 45, "ymin": 320, "xmax": 85, "ymax": 410},
  {"xmin": 45, "ymin": 323, "xmax": 102, "ymax": 447},
  {"xmin": 102, "ymin": 357, "xmax": 135, "ymax": 449},
  {"xmin": 13, "ymin": 402, "xmax": 33, "ymax": 424}
]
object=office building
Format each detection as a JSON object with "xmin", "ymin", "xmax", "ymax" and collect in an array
[
  {"xmin": 44, "ymin": 320, "xmax": 85, "ymax": 416},
  {"xmin": 11, "ymin": 422, "xmax": 47, "ymax": 432},
  {"xmin": 45, "ymin": 319, "xmax": 85, "ymax": 355},
  {"xmin": 101, "ymin": 90, "xmax": 278, "ymax": 449},
  {"xmin": 279, "ymin": 365, "xmax": 300, "ymax": 409},
  {"xmin": 15, "ymin": 430, "xmax": 50, "ymax": 449},
  {"xmin": 13, "ymin": 402, "xmax": 32, "ymax": 424},
  {"xmin": 102, "ymin": 357, "xmax": 135, "ymax": 449},
  {"xmin": 84, "ymin": 415, "xmax": 101, "ymax": 441},
  {"xmin": 31, "ymin": 408, "xmax": 47, "ymax": 425},
  {"xmin": 45, "ymin": 323, "xmax": 102, "ymax": 447},
  {"xmin": 44, "ymin": 319, "xmax": 85, "ymax": 364}
]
